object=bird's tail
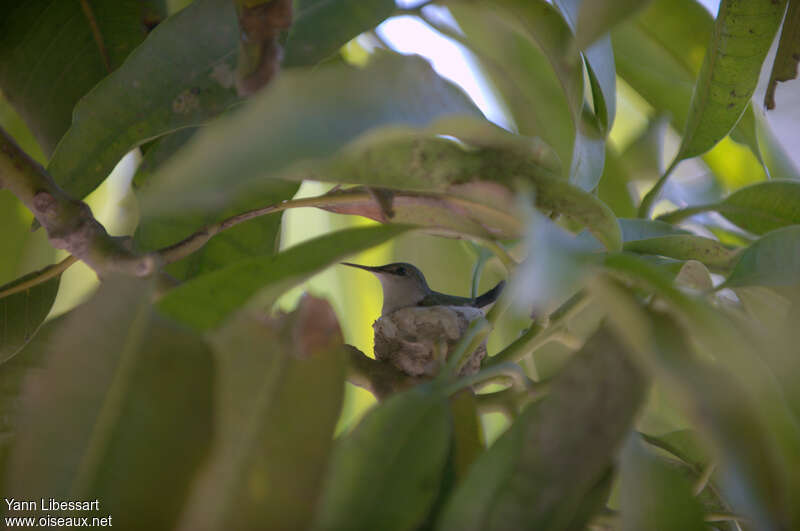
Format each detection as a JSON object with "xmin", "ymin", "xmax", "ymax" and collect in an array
[{"xmin": 475, "ymin": 280, "xmax": 505, "ymax": 308}]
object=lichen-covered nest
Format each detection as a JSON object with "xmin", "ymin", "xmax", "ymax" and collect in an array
[{"xmin": 373, "ymin": 305, "xmax": 486, "ymax": 378}]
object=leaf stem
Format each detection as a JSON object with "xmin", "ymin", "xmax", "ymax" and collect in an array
[
  {"xmin": 656, "ymin": 203, "xmax": 718, "ymax": 224},
  {"xmin": 638, "ymin": 157, "xmax": 680, "ymax": 219},
  {"xmin": 485, "ymin": 292, "xmax": 590, "ymax": 367},
  {"xmin": 0, "ymin": 255, "xmax": 78, "ymax": 299}
]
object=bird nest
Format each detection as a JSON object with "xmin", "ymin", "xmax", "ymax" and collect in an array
[{"xmin": 373, "ymin": 305, "xmax": 487, "ymax": 378}]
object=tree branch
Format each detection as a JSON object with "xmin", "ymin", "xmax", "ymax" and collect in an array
[
  {"xmin": 344, "ymin": 344, "xmax": 422, "ymax": 401},
  {"xmin": 0, "ymin": 127, "xmax": 158, "ymax": 277}
]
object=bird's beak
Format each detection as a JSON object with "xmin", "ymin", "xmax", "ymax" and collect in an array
[{"xmin": 341, "ymin": 262, "xmax": 383, "ymax": 273}]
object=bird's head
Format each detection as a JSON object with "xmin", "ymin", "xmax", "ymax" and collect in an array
[{"xmin": 341, "ymin": 262, "xmax": 430, "ymax": 314}]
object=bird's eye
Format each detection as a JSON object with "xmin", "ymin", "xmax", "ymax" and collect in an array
[{"xmin": 396, "ymin": 266, "xmax": 407, "ymax": 275}]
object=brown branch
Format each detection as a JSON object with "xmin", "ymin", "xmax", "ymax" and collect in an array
[
  {"xmin": 0, "ymin": 127, "xmax": 159, "ymax": 277},
  {"xmin": 344, "ymin": 345, "xmax": 422, "ymax": 401}
]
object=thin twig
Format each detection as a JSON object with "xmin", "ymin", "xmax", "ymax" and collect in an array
[
  {"xmin": 0, "ymin": 255, "xmax": 78, "ymax": 299},
  {"xmin": 638, "ymin": 157, "xmax": 680, "ymax": 218}
]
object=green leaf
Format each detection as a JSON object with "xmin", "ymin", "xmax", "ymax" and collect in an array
[
  {"xmin": 313, "ymin": 386, "xmax": 451, "ymax": 531},
  {"xmin": 158, "ymin": 224, "xmax": 409, "ymax": 329},
  {"xmin": 0, "ymin": 268, "xmax": 61, "ymax": 363},
  {"xmin": 318, "ymin": 186, "xmax": 522, "ymax": 240},
  {"xmin": 718, "ymin": 180, "xmax": 800, "ymax": 235},
  {"xmin": 677, "ymin": 0, "xmax": 788, "ymax": 160},
  {"xmin": 140, "ymin": 54, "xmax": 480, "ymax": 215},
  {"xmin": 619, "ymin": 435, "xmax": 706, "ymax": 531},
  {"xmin": 612, "ymin": 0, "xmax": 765, "ymax": 164},
  {"xmin": 0, "ymin": 0, "xmax": 148, "ymax": 155},
  {"xmin": 765, "ymin": 0, "xmax": 800, "ymax": 109},
  {"xmin": 619, "ymin": 218, "xmax": 690, "ymax": 241},
  {"xmin": 134, "ymin": 129, "xmax": 299, "ymax": 280},
  {"xmin": 723, "ymin": 225, "xmax": 800, "ymax": 287},
  {"xmin": 574, "ymin": 0, "xmax": 655, "ymax": 50},
  {"xmin": 450, "ymin": 0, "xmax": 605, "ymax": 191},
  {"xmin": 4, "ymin": 278, "xmax": 214, "ymax": 530},
  {"xmin": 553, "ymin": 0, "xmax": 617, "ymax": 132},
  {"xmin": 50, "ymin": 0, "xmax": 396, "ymax": 199},
  {"xmin": 437, "ymin": 325, "xmax": 646, "ymax": 531},
  {"xmin": 623, "ymin": 234, "xmax": 740, "ymax": 269},
  {"xmin": 597, "ymin": 146, "xmax": 636, "ymax": 218},
  {"xmin": 284, "ymin": 0, "xmax": 396, "ymax": 66},
  {"xmin": 640, "ymin": 429, "xmax": 712, "ymax": 471},
  {"xmin": 180, "ymin": 295, "xmax": 345, "ymax": 530},
  {"xmin": 48, "ymin": 0, "xmax": 240, "ymax": 199}
]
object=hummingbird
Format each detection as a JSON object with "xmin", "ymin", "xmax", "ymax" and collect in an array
[{"xmin": 342, "ymin": 262, "xmax": 505, "ymax": 316}]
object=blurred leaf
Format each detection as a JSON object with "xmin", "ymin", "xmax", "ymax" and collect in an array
[
  {"xmin": 318, "ymin": 186, "xmax": 521, "ymax": 240},
  {"xmin": 675, "ymin": 259, "xmax": 714, "ymax": 291},
  {"xmin": 573, "ymin": 0, "xmax": 654, "ymax": 50},
  {"xmin": 620, "ymin": 115, "xmax": 668, "ymax": 182},
  {"xmin": 619, "ymin": 435, "xmax": 706, "ymax": 531},
  {"xmin": 437, "ymin": 325, "xmax": 646, "ymax": 531},
  {"xmin": 451, "ymin": 0, "xmax": 605, "ymax": 191},
  {"xmin": 0, "ymin": 0, "xmax": 148, "ymax": 155},
  {"xmin": 0, "ymin": 314, "xmax": 62, "ymax": 484},
  {"xmin": 140, "ymin": 54, "xmax": 480, "ymax": 215},
  {"xmin": 0, "ymin": 268, "xmax": 61, "ymax": 363},
  {"xmin": 449, "ymin": 390, "xmax": 484, "ymax": 481},
  {"xmin": 619, "ymin": 218, "xmax": 690, "ymax": 241},
  {"xmin": 717, "ymin": 180, "xmax": 800, "ymax": 235},
  {"xmin": 134, "ymin": 129, "xmax": 299, "ymax": 280},
  {"xmin": 50, "ymin": 0, "xmax": 396, "ymax": 199},
  {"xmin": 158, "ymin": 224, "xmax": 409, "ymax": 329},
  {"xmin": 0, "ymin": 93, "xmax": 44, "ymax": 164},
  {"xmin": 593, "ymin": 281, "xmax": 800, "ymax": 529},
  {"xmin": 4, "ymin": 278, "xmax": 214, "ymax": 530},
  {"xmin": 754, "ymin": 106, "xmax": 800, "ymax": 180},
  {"xmin": 640, "ymin": 429, "xmax": 711, "ymax": 471},
  {"xmin": 723, "ymin": 225, "xmax": 800, "ymax": 287},
  {"xmin": 552, "ymin": 0, "xmax": 617, "ymax": 132},
  {"xmin": 623, "ymin": 235, "xmax": 740, "ymax": 270},
  {"xmin": 677, "ymin": 0, "xmax": 788, "ymax": 160},
  {"xmin": 283, "ymin": 0, "xmax": 395, "ymax": 66},
  {"xmin": 0, "ymin": 192, "xmax": 32, "ymax": 284},
  {"xmin": 180, "ymin": 295, "xmax": 345, "ymax": 531},
  {"xmin": 281, "ymin": 117, "xmax": 560, "ymax": 192},
  {"xmin": 47, "ymin": 0, "xmax": 240, "ymax": 199},
  {"xmin": 598, "ymin": 146, "xmax": 636, "ymax": 218},
  {"xmin": 765, "ymin": 0, "xmax": 800, "ymax": 109},
  {"xmin": 314, "ymin": 386, "xmax": 451, "ymax": 531},
  {"xmin": 612, "ymin": 0, "xmax": 763, "ymax": 160}
]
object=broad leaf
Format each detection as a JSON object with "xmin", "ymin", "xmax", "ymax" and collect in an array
[
  {"xmin": 574, "ymin": 0, "xmax": 654, "ymax": 50},
  {"xmin": 437, "ymin": 325, "xmax": 646, "ymax": 531},
  {"xmin": 180, "ymin": 296, "xmax": 345, "ymax": 530},
  {"xmin": 50, "ymin": 0, "xmax": 397, "ymax": 199},
  {"xmin": 0, "ymin": 0, "xmax": 149, "ymax": 155},
  {"xmin": 619, "ymin": 435, "xmax": 706, "ymax": 531},
  {"xmin": 611, "ymin": 0, "xmax": 767, "ymax": 180},
  {"xmin": 140, "ymin": 54, "xmax": 481, "ymax": 215},
  {"xmin": 723, "ymin": 226, "xmax": 800, "ymax": 288},
  {"xmin": 553, "ymin": 0, "xmax": 617, "ymax": 132},
  {"xmin": 765, "ymin": 0, "xmax": 800, "ymax": 109},
  {"xmin": 450, "ymin": 0, "xmax": 605, "ymax": 191},
  {"xmin": 134, "ymin": 129, "xmax": 299, "ymax": 280},
  {"xmin": 157, "ymin": 224, "xmax": 409, "ymax": 329},
  {"xmin": 0, "ymin": 268, "xmax": 61, "ymax": 363},
  {"xmin": 677, "ymin": 0, "xmax": 788, "ymax": 160},
  {"xmin": 717, "ymin": 180, "xmax": 800, "ymax": 235},
  {"xmin": 4, "ymin": 279, "xmax": 214, "ymax": 530},
  {"xmin": 619, "ymin": 219, "xmax": 690, "ymax": 241},
  {"xmin": 313, "ymin": 386, "xmax": 451, "ymax": 531},
  {"xmin": 284, "ymin": 0, "xmax": 395, "ymax": 66},
  {"xmin": 623, "ymin": 235, "xmax": 740, "ymax": 270}
]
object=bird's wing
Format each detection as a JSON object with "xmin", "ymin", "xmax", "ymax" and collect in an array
[
  {"xmin": 419, "ymin": 292, "xmax": 475, "ymax": 307},
  {"xmin": 474, "ymin": 280, "xmax": 505, "ymax": 308}
]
